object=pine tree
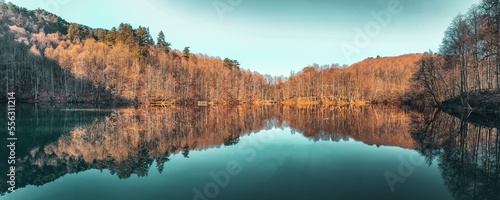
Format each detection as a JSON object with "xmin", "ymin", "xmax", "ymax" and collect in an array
[
  {"xmin": 223, "ymin": 58, "xmax": 240, "ymax": 70},
  {"xmin": 183, "ymin": 47, "xmax": 190, "ymax": 59},
  {"xmin": 105, "ymin": 27, "xmax": 117, "ymax": 46},
  {"xmin": 96, "ymin": 29, "xmax": 106, "ymax": 42},
  {"xmin": 156, "ymin": 31, "xmax": 171, "ymax": 53},
  {"xmin": 133, "ymin": 26, "xmax": 151, "ymax": 60},
  {"xmin": 117, "ymin": 23, "xmax": 135, "ymax": 47},
  {"xmin": 67, "ymin": 23, "xmax": 82, "ymax": 42}
]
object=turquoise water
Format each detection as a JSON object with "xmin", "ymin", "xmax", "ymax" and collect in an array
[{"xmin": 0, "ymin": 105, "xmax": 497, "ymax": 200}]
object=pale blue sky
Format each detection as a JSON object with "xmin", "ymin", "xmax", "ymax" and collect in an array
[{"xmin": 10, "ymin": 0, "xmax": 479, "ymax": 76}]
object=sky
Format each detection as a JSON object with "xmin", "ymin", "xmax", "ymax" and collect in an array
[{"xmin": 9, "ymin": 0, "xmax": 479, "ymax": 76}]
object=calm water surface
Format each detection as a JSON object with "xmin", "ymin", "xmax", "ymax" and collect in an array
[{"xmin": 0, "ymin": 105, "xmax": 498, "ymax": 200}]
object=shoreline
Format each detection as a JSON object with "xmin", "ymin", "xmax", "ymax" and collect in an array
[{"xmin": 439, "ymin": 89, "xmax": 500, "ymax": 115}]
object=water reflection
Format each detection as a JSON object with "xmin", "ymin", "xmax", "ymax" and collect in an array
[
  {"xmin": 1, "ymin": 105, "xmax": 499, "ymax": 199},
  {"xmin": 281, "ymin": 106, "xmax": 414, "ymax": 148},
  {"xmin": 410, "ymin": 109, "xmax": 500, "ymax": 200},
  {"xmin": 0, "ymin": 105, "xmax": 111, "ymax": 194},
  {"xmin": 38, "ymin": 106, "xmax": 277, "ymax": 179}
]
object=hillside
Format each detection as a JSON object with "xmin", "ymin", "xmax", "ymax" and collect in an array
[
  {"xmin": 0, "ymin": 2, "xmax": 119, "ymax": 103},
  {"xmin": 278, "ymin": 54, "xmax": 423, "ymax": 105},
  {"xmin": 1, "ymin": 2, "xmax": 427, "ymax": 106},
  {"xmin": 0, "ymin": 2, "xmax": 273, "ymax": 105}
]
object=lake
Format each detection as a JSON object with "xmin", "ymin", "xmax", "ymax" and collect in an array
[{"xmin": 0, "ymin": 105, "xmax": 498, "ymax": 200}]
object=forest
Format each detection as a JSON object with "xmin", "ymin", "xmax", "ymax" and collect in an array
[
  {"xmin": 0, "ymin": 0, "xmax": 499, "ymax": 109},
  {"xmin": 0, "ymin": 2, "xmax": 272, "ymax": 105},
  {"xmin": 1, "ymin": 1, "xmax": 499, "ymax": 197},
  {"xmin": 412, "ymin": 0, "xmax": 500, "ymax": 110},
  {"xmin": 0, "ymin": 2, "xmax": 424, "ymax": 106}
]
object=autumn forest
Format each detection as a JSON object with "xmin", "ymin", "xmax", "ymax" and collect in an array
[
  {"xmin": 2, "ymin": 1, "xmax": 500, "ymax": 200},
  {"xmin": 0, "ymin": 0, "xmax": 498, "ymax": 111}
]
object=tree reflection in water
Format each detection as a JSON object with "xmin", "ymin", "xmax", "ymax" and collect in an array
[
  {"xmin": 2, "ymin": 105, "xmax": 499, "ymax": 199},
  {"xmin": 411, "ymin": 109, "xmax": 500, "ymax": 200}
]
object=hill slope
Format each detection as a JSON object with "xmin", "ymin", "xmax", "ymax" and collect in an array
[
  {"xmin": 278, "ymin": 54, "xmax": 423, "ymax": 104},
  {"xmin": 1, "ymin": 2, "xmax": 424, "ymax": 105},
  {"xmin": 0, "ymin": 2, "xmax": 273, "ymax": 105}
]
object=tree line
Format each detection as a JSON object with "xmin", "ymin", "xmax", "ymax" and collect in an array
[
  {"xmin": 278, "ymin": 54, "xmax": 422, "ymax": 105},
  {"xmin": 3, "ymin": 0, "xmax": 499, "ymax": 107},
  {"xmin": 413, "ymin": 0, "xmax": 500, "ymax": 107},
  {"xmin": 0, "ymin": 2, "xmax": 273, "ymax": 105},
  {"xmin": 1, "ymin": 2, "xmax": 427, "ymax": 106}
]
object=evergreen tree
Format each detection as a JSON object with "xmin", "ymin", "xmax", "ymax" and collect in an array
[
  {"xmin": 135, "ymin": 26, "xmax": 153, "ymax": 46},
  {"xmin": 183, "ymin": 46, "xmax": 190, "ymax": 59},
  {"xmin": 96, "ymin": 29, "xmax": 106, "ymax": 42},
  {"xmin": 117, "ymin": 23, "xmax": 135, "ymax": 47},
  {"xmin": 133, "ymin": 26, "xmax": 151, "ymax": 60},
  {"xmin": 156, "ymin": 31, "xmax": 171, "ymax": 53},
  {"xmin": 231, "ymin": 60, "xmax": 240, "ymax": 69},
  {"xmin": 223, "ymin": 58, "xmax": 240, "ymax": 69},
  {"xmin": 67, "ymin": 23, "xmax": 82, "ymax": 42},
  {"xmin": 105, "ymin": 27, "xmax": 117, "ymax": 46}
]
